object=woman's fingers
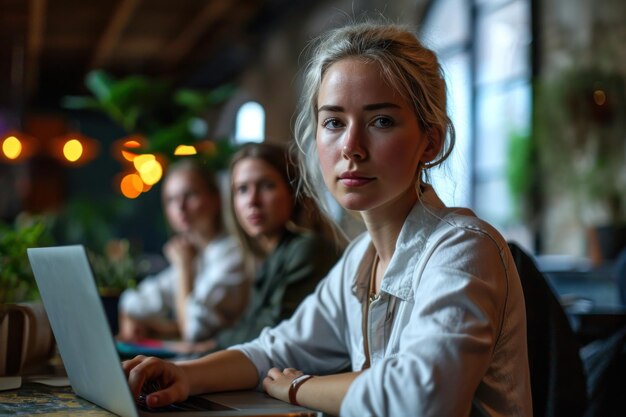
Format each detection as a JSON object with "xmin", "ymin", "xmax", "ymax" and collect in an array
[
  {"xmin": 126, "ymin": 356, "xmax": 167, "ymax": 399},
  {"xmin": 122, "ymin": 355, "xmax": 147, "ymax": 377},
  {"xmin": 283, "ymin": 368, "xmax": 303, "ymax": 378},
  {"xmin": 266, "ymin": 367, "xmax": 282, "ymax": 380},
  {"xmin": 146, "ymin": 381, "xmax": 186, "ymax": 408}
]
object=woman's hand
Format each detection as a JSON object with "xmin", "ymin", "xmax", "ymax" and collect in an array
[
  {"xmin": 123, "ymin": 355, "xmax": 190, "ymax": 408},
  {"xmin": 164, "ymin": 235, "xmax": 198, "ymax": 270},
  {"xmin": 165, "ymin": 235, "xmax": 199, "ymax": 336},
  {"xmin": 262, "ymin": 367, "xmax": 304, "ymax": 403}
]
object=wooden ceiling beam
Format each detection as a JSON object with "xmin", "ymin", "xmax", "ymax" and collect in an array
[
  {"xmin": 90, "ymin": 0, "xmax": 142, "ymax": 69},
  {"xmin": 25, "ymin": 0, "xmax": 46, "ymax": 99},
  {"xmin": 160, "ymin": 0, "xmax": 235, "ymax": 68}
]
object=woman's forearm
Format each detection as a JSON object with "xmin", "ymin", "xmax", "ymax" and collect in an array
[
  {"xmin": 175, "ymin": 266, "xmax": 194, "ymax": 335},
  {"xmin": 178, "ymin": 349, "xmax": 259, "ymax": 396},
  {"xmin": 296, "ymin": 371, "xmax": 362, "ymax": 415}
]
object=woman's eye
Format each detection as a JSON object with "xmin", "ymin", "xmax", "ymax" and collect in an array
[
  {"xmin": 321, "ymin": 118, "xmax": 343, "ymax": 129},
  {"xmin": 235, "ymin": 185, "xmax": 247, "ymax": 194},
  {"xmin": 259, "ymin": 180, "xmax": 275, "ymax": 190},
  {"xmin": 373, "ymin": 116, "xmax": 394, "ymax": 128}
]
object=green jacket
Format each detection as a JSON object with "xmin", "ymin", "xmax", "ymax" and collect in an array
[{"xmin": 216, "ymin": 230, "xmax": 341, "ymax": 348}]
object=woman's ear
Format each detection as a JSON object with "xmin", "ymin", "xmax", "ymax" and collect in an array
[{"xmin": 421, "ymin": 127, "xmax": 444, "ymax": 164}]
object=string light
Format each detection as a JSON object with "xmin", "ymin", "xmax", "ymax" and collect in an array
[
  {"xmin": 51, "ymin": 132, "xmax": 99, "ymax": 165},
  {"xmin": 2, "ymin": 136, "xmax": 22, "ymax": 160},
  {"xmin": 174, "ymin": 144, "xmax": 197, "ymax": 155},
  {"xmin": 63, "ymin": 138, "xmax": 84, "ymax": 162},
  {"xmin": 120, "ymin": 173, "xmax": 144, "ymax": 199},
  {"xmin": 0, "ymin": 131, "xmax": 37, "ymax": 162}
]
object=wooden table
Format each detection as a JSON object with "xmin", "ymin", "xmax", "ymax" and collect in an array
[{"xmin": 0, "ymin": 379, "xmax": 114, "ymax": 416}]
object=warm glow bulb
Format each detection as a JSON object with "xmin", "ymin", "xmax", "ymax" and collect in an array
[
  {"xmin": 174, "ymin": 145, "xmax": 198, "ymax": 155},
  {"xmin": 124, "ymin": 140, "xmax": 142, "ymax": 148},
  {"xmin": 63, "ymin": 139, "xmax": 84, "ymax": 162},
  {"xmin": 2, "ymin": 136, "xmax": 22, "ymax": 159},
  {"xmin": 120, "ymin": 173, "xmax": 143, "ymax": 199},
  {"xmin": 593, "ymin": 90, "xmax": 606, "ymax": 106},
  {"xmin": 121, "ymin": 150, "xmax": 138, "ymax": 162},
  {"xmin": 138, "ymin": 159, "xmax": 163, "ymax": 185},
  {"xmin": 133, "ymin": 153, "xmax": 155, "ymax": 171}
]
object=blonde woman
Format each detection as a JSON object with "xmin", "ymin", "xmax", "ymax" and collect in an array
[
  {"xmin": 123, "ymin": 21, "xmax": 531, "ymax": 416},
  {"xmin": 118, "ymin": 159, "xmax": 247, "ymax": 343}
]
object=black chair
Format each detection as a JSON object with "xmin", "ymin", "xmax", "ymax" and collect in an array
[
  {"xmin": 580, "ymin": 324, "xmax": 626, "ymax": 417},
  {"xmin": 508, "ymin": 242, "xmax": 588, "ymax": 417},
  {"xmin": 580, "ymin": 247, "xmax": 626, "ymax": 417}
]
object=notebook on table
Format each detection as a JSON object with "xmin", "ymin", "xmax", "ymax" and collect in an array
[{"xmin": 27, "ymin": 245, "xmax": 319, "ymax": 417}]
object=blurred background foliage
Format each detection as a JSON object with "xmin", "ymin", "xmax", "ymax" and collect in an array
[
  {"xmin": 535, "ymin": 67, "xmax": 626, "ymax": 226},
  {"xmin": 0, "ymin": 216, "xmax": 52, "ymax": 303},
  {"xmin": 63, "ymin": 70, "xmax": 238, "ymax": 167}
]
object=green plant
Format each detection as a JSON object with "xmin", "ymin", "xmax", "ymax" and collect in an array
[
  {"xmin": 0, "ymin": 217, "xmax": 52, "ymax": 303},
  {"xmin": 62, "ymin": 70, "xmax": 238, "ymax": 170},
  {"xmin": 87, "ymin": 239, "xmax": 137, "ymax": 294},
  {"xmin": 506, "ymin": 129, "xmax": 534, "ymax": 222}
]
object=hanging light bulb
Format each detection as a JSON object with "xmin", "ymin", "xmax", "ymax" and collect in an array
[
  {"xmin": 132, "ymin": 153, "xmax": 165, "ymax": 186},
  {"xmin": 174, "ymin": 144, "xmax": 197, "ymax": 155},
  {"xmin": 0, "ymin": 131, "xmax": 37, "ymax": 162},
  {"xmin": 51, "ymin": 131, "xmax": 100, "ymax": 166},
  {"xmin": 111, "ymin": 134, "xmax": 147, "ymax": 163},
  {"xmin": 119, "ymin": 172, "xmax": 144, "ymax": 199},
  {"xmin": 63, "ymin": 139, "xmax": 83, "ymax": 162}
]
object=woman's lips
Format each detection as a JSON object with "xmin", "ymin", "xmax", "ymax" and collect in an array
[
  {"xmin": 246, "ymin": 213, "xmax": 264, "ymax": 225},
  {"xmin": 338, "ymin": 172, "xmax": 374, "ymax": 187}
]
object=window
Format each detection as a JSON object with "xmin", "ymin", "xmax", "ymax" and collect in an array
[
  {"xmin": 234, "ymin": 101, "xmax": 265, "ymax": 144},
  {"xmin": 421, "ymin": 0, "xmax": 531, "ymax": 232}
]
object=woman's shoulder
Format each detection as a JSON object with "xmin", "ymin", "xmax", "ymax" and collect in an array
[
  {"xmin": 434, "ymin": 208, "xmax": 509, "ymax": 253},
  {"xmin": 203, "ymin": 233, "xmax": 243, "ymax": 259}
]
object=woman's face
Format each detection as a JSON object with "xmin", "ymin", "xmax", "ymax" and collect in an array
[
  {"xmin": 232, "ymin": 157, "xmax": 294, "ymax": 244},
  {"xmin": 163, "ymin": 169, "xmax": 219, "ymax": 237},
  {"xmin": 316, "ymin": 58, "xmax": 431, "ymax": 215}
]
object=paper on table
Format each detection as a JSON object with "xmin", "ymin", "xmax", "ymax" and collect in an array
[{"xmin": 28, "ymin": 376, "xmax": 70, "ymax": 387}]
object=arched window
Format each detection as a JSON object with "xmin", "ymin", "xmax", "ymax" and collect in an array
[{"xmin": 234, "ymin": 101, "xmax": 265, "ymax": 144}]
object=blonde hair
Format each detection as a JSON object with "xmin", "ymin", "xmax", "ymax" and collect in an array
[{"xmin": 293, "ymin": 20, "xmax": 455, "ymax": 214}]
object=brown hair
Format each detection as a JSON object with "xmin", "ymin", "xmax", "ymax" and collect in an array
[{"xmin": 227, "ymin": 142, "xmax": 344, "ymax": 273}]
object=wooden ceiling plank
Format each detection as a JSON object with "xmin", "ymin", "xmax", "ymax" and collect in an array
[
  {"xmin": 161, "ymin": 0, "xmax": 234, "ymax": 67},
  {"xmin": 91, "ymin": 0, "xmax": 142, "ymax": 69},
  {"xmin": 25, "ymin": 0, "xmax": 47, "ymax": 98}
]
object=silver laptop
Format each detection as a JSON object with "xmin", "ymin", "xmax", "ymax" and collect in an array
[{"xmin": 27, "ymin": 245, "xmax": 319, "ymax": 417}]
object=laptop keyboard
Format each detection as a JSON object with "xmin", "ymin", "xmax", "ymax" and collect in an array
[{"xmin": 136, "ymin": 380, "xmax": 233, "ymax": 412}]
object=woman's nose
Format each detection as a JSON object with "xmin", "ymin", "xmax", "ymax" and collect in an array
[
  {"xmin": 247, "ymin": 187, "xmax": 260, "ymax": 206},
  {"xmin": 341, "ymin": 126, "xmax": 367, "ymax": 161}
]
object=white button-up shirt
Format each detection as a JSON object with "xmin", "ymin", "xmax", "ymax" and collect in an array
[
  {"xmin": 120, "ymin": 234, "xmax": 247, "ymax": 341},
  {"xmin": 231, "ymin": 188, "xmax": 532, "ymax": 416}
]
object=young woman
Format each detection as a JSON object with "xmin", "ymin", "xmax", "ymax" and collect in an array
[
  {"xmin": 118, "ymin": 159, "xmax": 248, "ymax": 342},
  {"xmin": 213, "ymin": 142, "xmax": 344, "ymax": 349},
  {"xmin": 123, "ymin": 21, "xmax": 532, "ymax": 416}
]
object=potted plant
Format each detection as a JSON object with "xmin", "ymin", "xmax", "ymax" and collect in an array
[
  {"xmin": 0, "ymin": 216, "xmax": 51, "ymax": 304},
  {"xmin": 535, "ymin": 67, "xmax": 626, "ymax": 262},
  {"xmin": 87, "ymin": 238, "xmax": 138, "ymax": 336}
]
